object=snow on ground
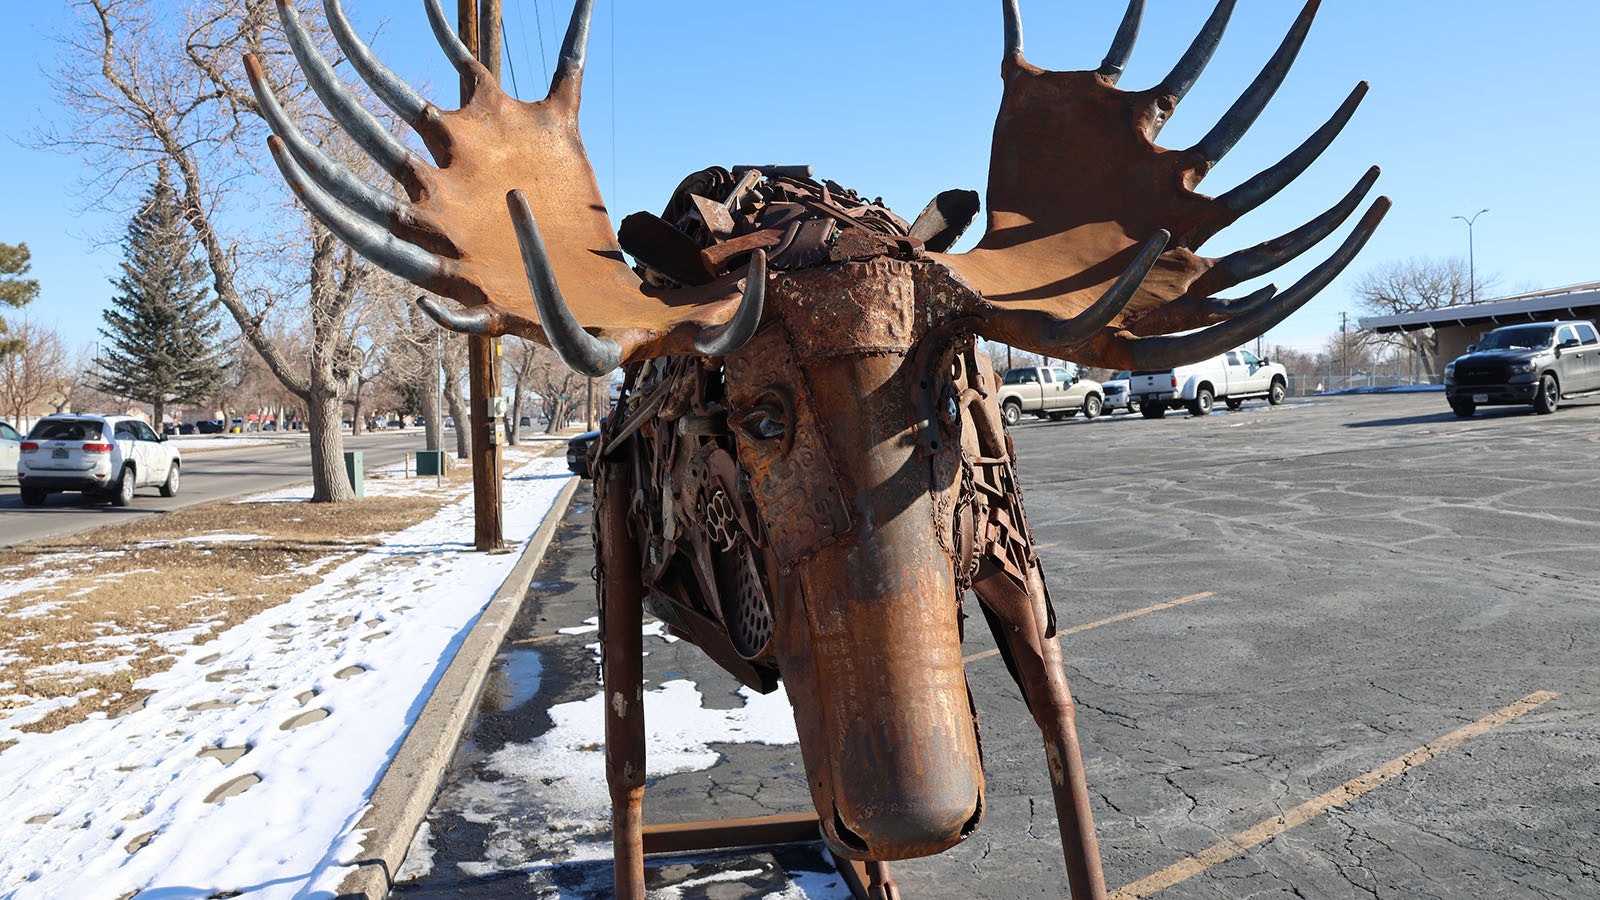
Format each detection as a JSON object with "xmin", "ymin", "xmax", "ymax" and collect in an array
[
  {"xmin": 5, "ymin": 445, "xmax": 853, "ymax": 899},
  {"xmin": 0, "ymin": 454, "xmax": 571, "ymax": 900}
]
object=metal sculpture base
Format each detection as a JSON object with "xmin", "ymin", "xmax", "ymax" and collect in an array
[{"xmin": 642, "ymin": 813, "xmax": 899, "ymax": 899}]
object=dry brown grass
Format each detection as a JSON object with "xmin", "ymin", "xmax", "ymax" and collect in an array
[{"xmin": 0, "ymin": 445, "xmax": 555, "ymax": 745}]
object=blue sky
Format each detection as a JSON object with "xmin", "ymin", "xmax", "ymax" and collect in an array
[{"xmin": 2, "ymin": 1, "xmax": 1597, "ymax": 357}]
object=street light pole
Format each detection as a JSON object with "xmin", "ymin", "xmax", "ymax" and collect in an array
[{"xmin": 1451, "ymin": 209, "xmax": 1489, "ymax": 304}]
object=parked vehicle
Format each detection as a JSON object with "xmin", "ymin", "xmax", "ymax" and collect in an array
[
  {"xmin": 0, "ymin": 420, "xmax": 21, "ymax": 486},
  {"xmin": 996, "ymin": 365, "xmax": 1104, "ymax": 426},
  {"xmin": 567, "ymin": 429, "xmax": 601, "ymax": 478},
  {"xmin": 1100, "ymin": 370, "xmax": 1137, "ymax": 413},
  {"xmin": 1443, "ymin": 320, "xmax": 1600, "ymax": 417},
  {"xmin": 195, "ymin": 419, "xmax": 225, "ymax": 434},
  {"xmin": 16, "ymin": 414, "xmax": 181, "ymax": 507},
  {"xmin": 1130, "ymin": 349, "xmax": 1287, "ymax": 418}
]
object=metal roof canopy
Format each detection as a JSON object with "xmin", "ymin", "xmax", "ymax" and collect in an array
[{"xmin": 1359, "ymin": 280, "xmax": 1600, "ymax": 333}]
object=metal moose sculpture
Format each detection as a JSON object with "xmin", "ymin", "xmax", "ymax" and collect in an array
[{"xmin": 253, "ymin": 1, "xmax": 1388, "ymax": 896}]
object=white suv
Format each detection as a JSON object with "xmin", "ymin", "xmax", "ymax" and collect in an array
[{"xmin": 17, "ymin": 414, "xmax": 181, "ymax": 507}]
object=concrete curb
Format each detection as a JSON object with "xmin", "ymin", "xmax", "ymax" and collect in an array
[{"xmin": 335, "ymin": 475, "xmax": 582, "ymax": 899}]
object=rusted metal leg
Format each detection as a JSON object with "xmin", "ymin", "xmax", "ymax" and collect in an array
[
  {"xmin": 973, "ymin": 567, "xmax": 1107, "ymax": 900},
  {"xmin": 832, "ymin": 853, "xmax": 900, "ymax": 900},
  {"xmin": 598, "ymin": 462, "xmax": 647, "ymax": 899}
]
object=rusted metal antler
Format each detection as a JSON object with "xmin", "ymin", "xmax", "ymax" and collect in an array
[
  {"xmin": 943, "ymin": 0, "xmax": 1390, "ymax": 370},
  {"xmin": 249, "ymin": 0, "xmax": 762, "ymax": 364}
]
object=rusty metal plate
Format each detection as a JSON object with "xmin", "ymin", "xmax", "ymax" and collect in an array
[{"xmin": 723, "ymin": 325, "xmax": 852, "ymax": 564}]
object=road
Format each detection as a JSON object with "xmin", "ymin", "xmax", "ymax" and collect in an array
[
  {"xmin": 400, "ymin": 391, "xmax": 1600, "ymax": 899},
  {"xmin": 0, "ymin": 430, "xmax": 435, "ymax": 547}
]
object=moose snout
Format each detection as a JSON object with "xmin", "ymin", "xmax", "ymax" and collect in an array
[
  {"xmin": 822, "ymin": 719, "xmax": 984, "ymax": 859},
  {"xmin": 779, "ymin": 544, "xmax": 987, "ymax": 861}
]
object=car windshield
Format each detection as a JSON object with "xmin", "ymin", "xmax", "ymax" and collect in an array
[
  {"xmin": 1478, "ymin": 326, "xmax": 1553, "ymax": 351},
  {"xmin": 28, "ymin": 419, "xmax": 103, "ymax": 441}
]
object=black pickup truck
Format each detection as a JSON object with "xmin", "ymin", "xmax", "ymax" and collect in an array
[{"xmin": 1443, "ymin": 320, "xmax": 1600, "ymax": 416}]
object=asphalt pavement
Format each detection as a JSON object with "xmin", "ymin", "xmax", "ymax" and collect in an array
[
  {"xmin": 0, "ymin": 430, "xmax": 432, "ymax": 546},
  {"xmin": 392, "ymin": 392, "xmax": 1600, "ymax": 899}
]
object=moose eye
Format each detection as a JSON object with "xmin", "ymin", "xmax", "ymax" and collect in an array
[{"xmin": 740, "ymin": 407, "xmax": 787, "ymax": 442}]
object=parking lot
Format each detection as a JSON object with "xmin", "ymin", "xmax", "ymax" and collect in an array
[{"xmin": 409, "ymin": 391, "xmax": 1600, "ymax": 899}]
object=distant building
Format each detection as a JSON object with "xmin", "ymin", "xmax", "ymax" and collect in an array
[{"xmin": 1360, "ymin": 280, "xmax": 1600, "ymax": 361}]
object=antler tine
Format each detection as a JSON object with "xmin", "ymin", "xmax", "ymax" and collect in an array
[
  {"xmin": 274, "ymin": 0, "xmax": 422, "ymax": 185},
  {"xmin": 267, "ymin": 135, "xmax": 449, "ymax": 288},
  {"xmin": 1154, "ymin": 0, "xmax": 1236, "ymax": 105},
  {"xmin": 1207, "ymin": 165, "xmax": 1379, "ymax": 289},
  {"xmin": 1205, "ymin": 284, "xmax": 1278, "ymax": 318},
  {"xmin": 422, "ymin": 0, "xmax": 493, "ymax": 92},
  {"xmin": 548, "ymin": 0, "xmax": 594, "ymax": 100},
  {"xmin": 694, "ymin": 250, "xmax": 767, "ymax": 357},
  {"xmin": 323, "ymin": 0, "xmax": 426, "ymax": 124},
  {"xmin": 1042, "ymin": 230, "xmax": 1168, "ymax": 345},
  {"xmin": 506, "ymin": 190, "xmax": 622, "ymax": 376},
  {"xmin": 1096, "ymin": 0, "xmax": 1144, "ymax": 83},
  {"xmin": 1002, "ymin": 0, "xmax": 1024, "ymax": 66},
  {"xmin": 1129, "ymin": 197, "xmax": 1391, "ymax": 369},
  {"xmin": 1219, "ymin": 82, "xmax": 1367, "ymax": 216},
  {"xmin": 1190, "ymin": 0, "xmax": 1321, "ymax": 167},
  {"xmin": 417, "ymin": 295, "xmax": 497, "ymax": 334},
  {"xmin": 246, "ymin": 54, "xmax": 405, "ymax": 228}
]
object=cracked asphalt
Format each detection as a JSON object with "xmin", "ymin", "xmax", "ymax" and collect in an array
[{"xmin": 397, "ymin": 393, "xmax": 1600, "ymax": 898}]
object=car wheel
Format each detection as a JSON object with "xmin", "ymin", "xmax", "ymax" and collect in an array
[
  {"xmin": 1449, "ymin": 398, "xmax": 1476, "ymax": 418},
  {"xmin": 20, "ymin": 487, "xmax": 46, "ymax": 507},
  {"xmin": 1225, "ymin": 398, "xmax": 1244, "ymax": 411},
  {"xmin": 1189, "ymin": 388, "xmax": 1214, "ymax": 416},
  {"xmin": 1268, "ymin": 378, "xmax": 1287, "ymax": 405},
  {"xmin": 1002, "ymin": 401, "xmax": 1022, "ymax": 427},
  {"xmin": 111, "ymin": 466, "xmax": 136, "ymax": 507},
  {"xmin": 1533, "ymin": 373, "xmax": 1560, "ymax": 414},
  {"xmin": 1128, "ymin": 396, "xmax": 1141, "ymax": 415},
  {"xmin": 1140, "ymin": 403, "xmax": 1165, "ymax": 419},
  {"xmin": 159, "ymin": 462, "xmax": 180, "ymax": 498},
  {"xmin": 1082, "ymin": 394, "xmax": 1102, "ymax": 419}
]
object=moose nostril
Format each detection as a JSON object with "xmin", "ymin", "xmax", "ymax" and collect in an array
[{"xmin": 831, "ymin": 808, "xmax": 871, "ymax": 853}]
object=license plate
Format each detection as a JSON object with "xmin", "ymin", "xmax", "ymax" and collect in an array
[
  {"xmin": 1472, "ymin": 394, "xmax": 1488, "ymax": 403},
  {"xmin": 52, "ymin": 448, "xmax": 68, "ymax": 459}
]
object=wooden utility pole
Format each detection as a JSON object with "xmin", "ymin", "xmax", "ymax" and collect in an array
[{"xmin": 461, "ymin": 0, "xmax": 505, "ymax": 551}]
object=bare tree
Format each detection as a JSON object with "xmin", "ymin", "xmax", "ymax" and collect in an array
[
  {"xmin": 0, "ymin": 317, "xmax": 70, "ymax": 425},
  {"xmin": 369, "ymin": 285, "xmax": 447, "ymax": 451},
  {"xmin": 440, "ymin": 335, "xmax": 471, "ymax": 457},
  {"xmin": 43, "ymin": 0, "xmax": 389, "ymax": 501},
  {"xmin": 1353, "ymin": 257, "xmax": 1493, "ymax": 380}
]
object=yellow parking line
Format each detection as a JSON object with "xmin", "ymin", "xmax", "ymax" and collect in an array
[
  {"xmin": 962, "ymin": 592, "xmax": 1216, "ymax": 664},
  {"xmin": 1109, "ymin": 690, "xmax": 1561, "ymax": 900}
]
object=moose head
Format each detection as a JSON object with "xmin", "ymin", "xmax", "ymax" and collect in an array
[{"xmin": 253, "ymin": 1, "xmax": 1387, "ymax": 896}]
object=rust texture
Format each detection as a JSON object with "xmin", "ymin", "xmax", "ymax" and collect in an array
[{"xmin": 264, "ymin": 2, "xmax": 1390, "ymax": 897}]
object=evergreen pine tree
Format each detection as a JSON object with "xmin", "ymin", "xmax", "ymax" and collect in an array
[
  {"xmin": 95, "ymin": 164, "xmax": 230, "ymax": 426},
  {"xmin": 0, "ymin": 241, "xmax": 40, "ymax": 356}
]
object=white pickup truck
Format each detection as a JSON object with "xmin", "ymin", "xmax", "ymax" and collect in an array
[
  {"xmin": 996, "ymin": 365, "xmax": 1104, "ymax": 426},
  {"xmin": 1130, "ymin": 349, "xmax": 1288, "ymax": 418}
]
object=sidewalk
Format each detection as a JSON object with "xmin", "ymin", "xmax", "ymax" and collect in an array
[{"xmin": 0, "ymin": 450, "xmax": 577, "ymax": 899}]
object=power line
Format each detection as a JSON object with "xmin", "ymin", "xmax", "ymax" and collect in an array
[
  {"xmin": 525, "ymin": 0, "xmax": 550, "ymax": 85},
  {"xmin": 501, "ymin": 28, "xmax": 521, "ymax": 97}
]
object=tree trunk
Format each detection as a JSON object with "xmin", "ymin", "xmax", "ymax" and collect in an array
[
  {"xmin": 152, "ymin": 399, "xmax": 166, "ymax": 431},
  {"xmin": 307, "ymin": 386, "xmax": 355, "ymax": 502},
  {"xmin": 443, "ymin": 366, "xmax": 471, "ymax": 458},
  {"xmin": 507, "ymin": 382, "xmax": 523, "ymax": 445},
  {"xmin": 421, "ymin": 372, "xmax": 442, "ymax": 451}
]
